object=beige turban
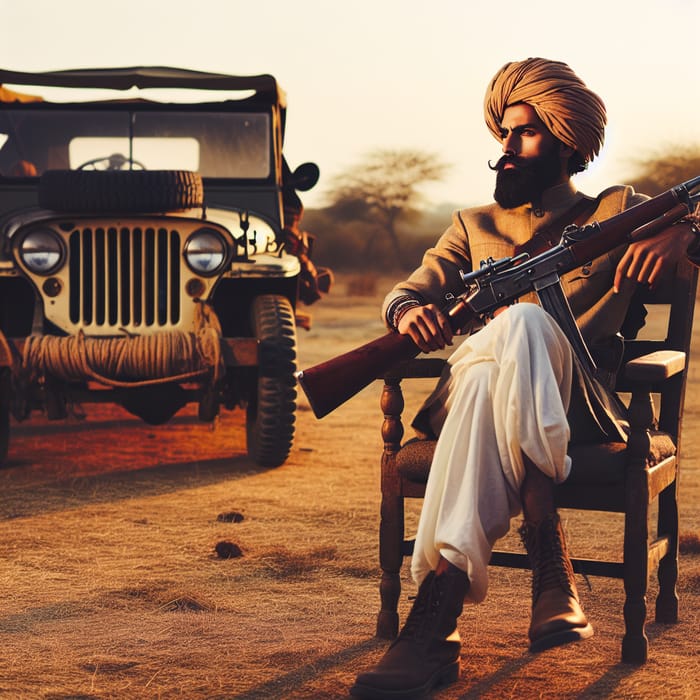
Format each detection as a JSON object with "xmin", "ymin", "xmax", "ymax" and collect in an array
[{"xmin": 484, "ymin": 58, "xmax": 607, "ymax": 165}]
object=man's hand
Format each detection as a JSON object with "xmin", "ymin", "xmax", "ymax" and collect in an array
[
  {"xmin": 397, "ymin": 304, "xmax": 454, "ymax": 353},
  {"xmin": 614, "ymin": 223, "xmax": 697, "ymax": 293}
]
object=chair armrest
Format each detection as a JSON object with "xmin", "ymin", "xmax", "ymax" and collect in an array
[
  {"xmin": 623, "ymin": 350, "xmax": 686, "ymax": 383},
  {"xmin": 383, "ymin": 357, "xmax": 447, "ymax": 380}
]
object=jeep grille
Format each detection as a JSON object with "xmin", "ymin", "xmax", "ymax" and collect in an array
[{"xmin": 69, "ymin": 226, "xmax": 181, "ymax": 329}]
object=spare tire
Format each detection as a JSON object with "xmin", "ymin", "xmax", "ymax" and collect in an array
[{"xmin": 38, "ymin": 170, "xmax": 204, "ymax": 212}]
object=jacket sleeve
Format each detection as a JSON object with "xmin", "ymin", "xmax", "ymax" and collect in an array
[{"xmin": 381, "ymin": 210, "xmax": 473, "ymax": 327}]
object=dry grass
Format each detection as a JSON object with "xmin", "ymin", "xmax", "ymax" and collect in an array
[
  {"xmin": 680, "ymin": 532, "xmax": 700, "ymax": 554},
  {"xmin": 1, "ymin": 273, "xmax": 699, "ymax": 699},
  {"xmin": 345, "ymin": 273, "xmax": 379, "ymax": 297}
]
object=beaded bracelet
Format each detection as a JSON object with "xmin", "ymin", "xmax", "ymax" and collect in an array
[{"xmin": 386, "ymin": 295, "xmax": 422, "ymax": 330}]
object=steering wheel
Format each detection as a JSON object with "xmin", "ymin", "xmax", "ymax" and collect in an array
[{"xmin": 77, "ymin": 153, "xmax": 147, "ymax": 171}]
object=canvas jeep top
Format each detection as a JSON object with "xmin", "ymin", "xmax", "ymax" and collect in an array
[{"xmin": 0, "ymin": 66, "xmax": 324, "ymax": 468}]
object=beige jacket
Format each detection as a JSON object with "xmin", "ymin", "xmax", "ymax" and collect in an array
[{"xmin": 383, "ymin": 181, "xmax": 648, "ymax": 348}]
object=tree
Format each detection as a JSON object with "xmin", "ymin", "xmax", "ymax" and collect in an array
[
  {"xmin": 626, "ymin": 146, "xmax": 700, "ymax": 196},
  {"xmin": 325, "ymin": 149, "xmax": 449, "ymax": 266}
]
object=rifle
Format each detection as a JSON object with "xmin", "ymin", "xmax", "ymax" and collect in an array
[{"xmin": 297, "ymin": 176, "xmax": 700, "ymax": 418}]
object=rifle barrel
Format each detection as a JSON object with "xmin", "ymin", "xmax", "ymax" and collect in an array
[
  {"xmin": 298, "ymin": 180, "xmax": 696, "ymax": 419},
  {"xmin": 569, "ymin": 188, "xmax": 681, "ymax": 264}
]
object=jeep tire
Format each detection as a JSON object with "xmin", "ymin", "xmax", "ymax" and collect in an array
[
  {"xmin": 246, "ymin": 295, "xmax": 297, "ymax": 467},
  {"xmin": 38, "ymin": 170, "xmax": 204, "ymax": 212}
]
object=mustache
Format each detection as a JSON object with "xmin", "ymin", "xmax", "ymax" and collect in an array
[{"xmin": 488, "ymin": 154, "xmax": 529, "ymax": 172}]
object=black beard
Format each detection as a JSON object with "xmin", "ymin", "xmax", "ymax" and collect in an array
[{"xmin": 491, "ymin": 148, "xmax": 563, "ymax": 209}]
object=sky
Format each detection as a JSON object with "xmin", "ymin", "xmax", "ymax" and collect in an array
[{"xmin": 2, "ymin": 0, "xmax": 699, "ymax": 210}]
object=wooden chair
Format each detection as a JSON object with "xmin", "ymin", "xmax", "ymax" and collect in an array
[{"xmin": 375, "ymin": 258, "xmax": 697, "ymax": 664}]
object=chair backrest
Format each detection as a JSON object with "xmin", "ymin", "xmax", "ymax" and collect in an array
[{"xmin": 618, "ymin": 257, "xmax": 698, "ymax": 440}]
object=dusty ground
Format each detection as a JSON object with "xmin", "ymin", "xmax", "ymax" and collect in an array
[{"xmin": 1, "ymin": 273, "xmax": 699, "ymax": 699}]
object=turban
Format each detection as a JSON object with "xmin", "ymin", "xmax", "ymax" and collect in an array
[{"xmin": 484, "ymin": 58, "xmax": 607, "ymax": 165}]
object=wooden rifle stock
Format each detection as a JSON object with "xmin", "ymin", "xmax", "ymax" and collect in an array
[
  {"xmin": 296, "ymin": 297, "xmax": 477, "ymax": 418},
  {"xmin": 296, "ymin": 331, "xmax": 420, "ymax": 419},
  {"xmin": 298, "ymin": 178, "xmax": 699, "ymax": 418}
]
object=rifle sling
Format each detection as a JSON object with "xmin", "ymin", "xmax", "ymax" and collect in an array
[{"xmin": 513, "ymin": 194, "xmax": 601, "ymax": 258}]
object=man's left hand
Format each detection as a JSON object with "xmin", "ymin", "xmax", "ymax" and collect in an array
[{"xmin": 614, "ymin": 222, "xmax": 697, "ymax": 293}]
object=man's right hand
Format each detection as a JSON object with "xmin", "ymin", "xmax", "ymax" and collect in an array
[{"xmin": 397, "ymin": 304, "xmax": 454, "ymax": 353}]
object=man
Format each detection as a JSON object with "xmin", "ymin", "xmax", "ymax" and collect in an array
[
  {"xmin": 282, "ymin": 173, "xmax": 334, "ymax": 307},
  {"xmin": 350, "ymin": 57, "xmax": 697, "ymax": 700}
]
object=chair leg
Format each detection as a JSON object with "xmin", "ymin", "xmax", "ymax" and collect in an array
[
  {"xmin": 622, "ymin": 594, "xmax": 648, "ymax": 663},
  {"xmin": 621, "ymin": 473, "xmax": 650, "ymax": 664},
  {"xmin": 656, "ymin": 482, "xmax": 680, "ymax": 623},
  {"xmin": 376, "ymin": 492, "xmax": 404, "ymax": 639},
  {"xmin": 377, "ymin": 379, "xmax": 407, "ymax": 639}
]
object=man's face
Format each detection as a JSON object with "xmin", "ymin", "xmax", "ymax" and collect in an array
[{"xmin": 491, "ymin": 103, "xmax": 570, "ymax": 209}]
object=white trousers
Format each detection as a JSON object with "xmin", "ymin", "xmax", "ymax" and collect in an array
[{"xmin": 411, "ymin": 303, "xmax": 574, "ymax": 603}]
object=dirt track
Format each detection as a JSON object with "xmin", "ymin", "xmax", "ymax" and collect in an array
[{"xmin": 1, "ymin": 274, "xmax": 699, "ymax": 699}]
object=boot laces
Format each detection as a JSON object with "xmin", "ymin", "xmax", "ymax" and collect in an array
[
  {"xmin": 520, "ymin": 517, "xmax": 576, "ymax": 604},
  {"xmin": 398, "ymin": 573, "xmax": 443, "ymax": 643}
]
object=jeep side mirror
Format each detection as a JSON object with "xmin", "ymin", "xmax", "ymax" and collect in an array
[{"xmin": 289, "ymin": 162, "xmax": 320, "ymax": 192}]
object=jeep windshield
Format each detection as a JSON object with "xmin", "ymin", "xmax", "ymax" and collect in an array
[{"xmin": 0, "ymin": 108, "xmax": 271, "ymax": 179}]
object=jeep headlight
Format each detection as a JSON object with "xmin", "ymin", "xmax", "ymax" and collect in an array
[
  {"xmin": 184, "ymin": 228, "xmax": 228, "ymax": 276},
  {"xmin": 19, "ymin": 229, "xmax": 64, "ymax": 274}
]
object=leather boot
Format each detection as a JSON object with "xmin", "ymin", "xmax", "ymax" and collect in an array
[
  {"xmin": 519, "ymin": 512, "xmax": 593, "ymax": 652},
  {"xmin": 350, "ymin": 563, "xmax": 469, "ymax": 699}
]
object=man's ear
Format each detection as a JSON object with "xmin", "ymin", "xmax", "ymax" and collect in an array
[{"xmin": 559, "ymin": 143, "xmax": 575, "ymax": 158}]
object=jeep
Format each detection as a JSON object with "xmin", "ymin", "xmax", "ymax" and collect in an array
[{"xmin": 0, "ymin": 66, "xmax": 325, "ymax": 467}]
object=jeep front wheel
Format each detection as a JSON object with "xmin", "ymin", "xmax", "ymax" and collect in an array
[{"xmin": 246, "ymin": 295, "xmax": 297, "ymax": 467}]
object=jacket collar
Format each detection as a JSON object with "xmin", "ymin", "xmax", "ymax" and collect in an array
[{"xmin": 539, "ymin": 180, "xmax": 580, "ymax": 211}]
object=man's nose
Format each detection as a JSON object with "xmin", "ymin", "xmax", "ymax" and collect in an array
[{"xmin": 502, "ymin": 133, "xmax": 518, "ymax": 155}]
